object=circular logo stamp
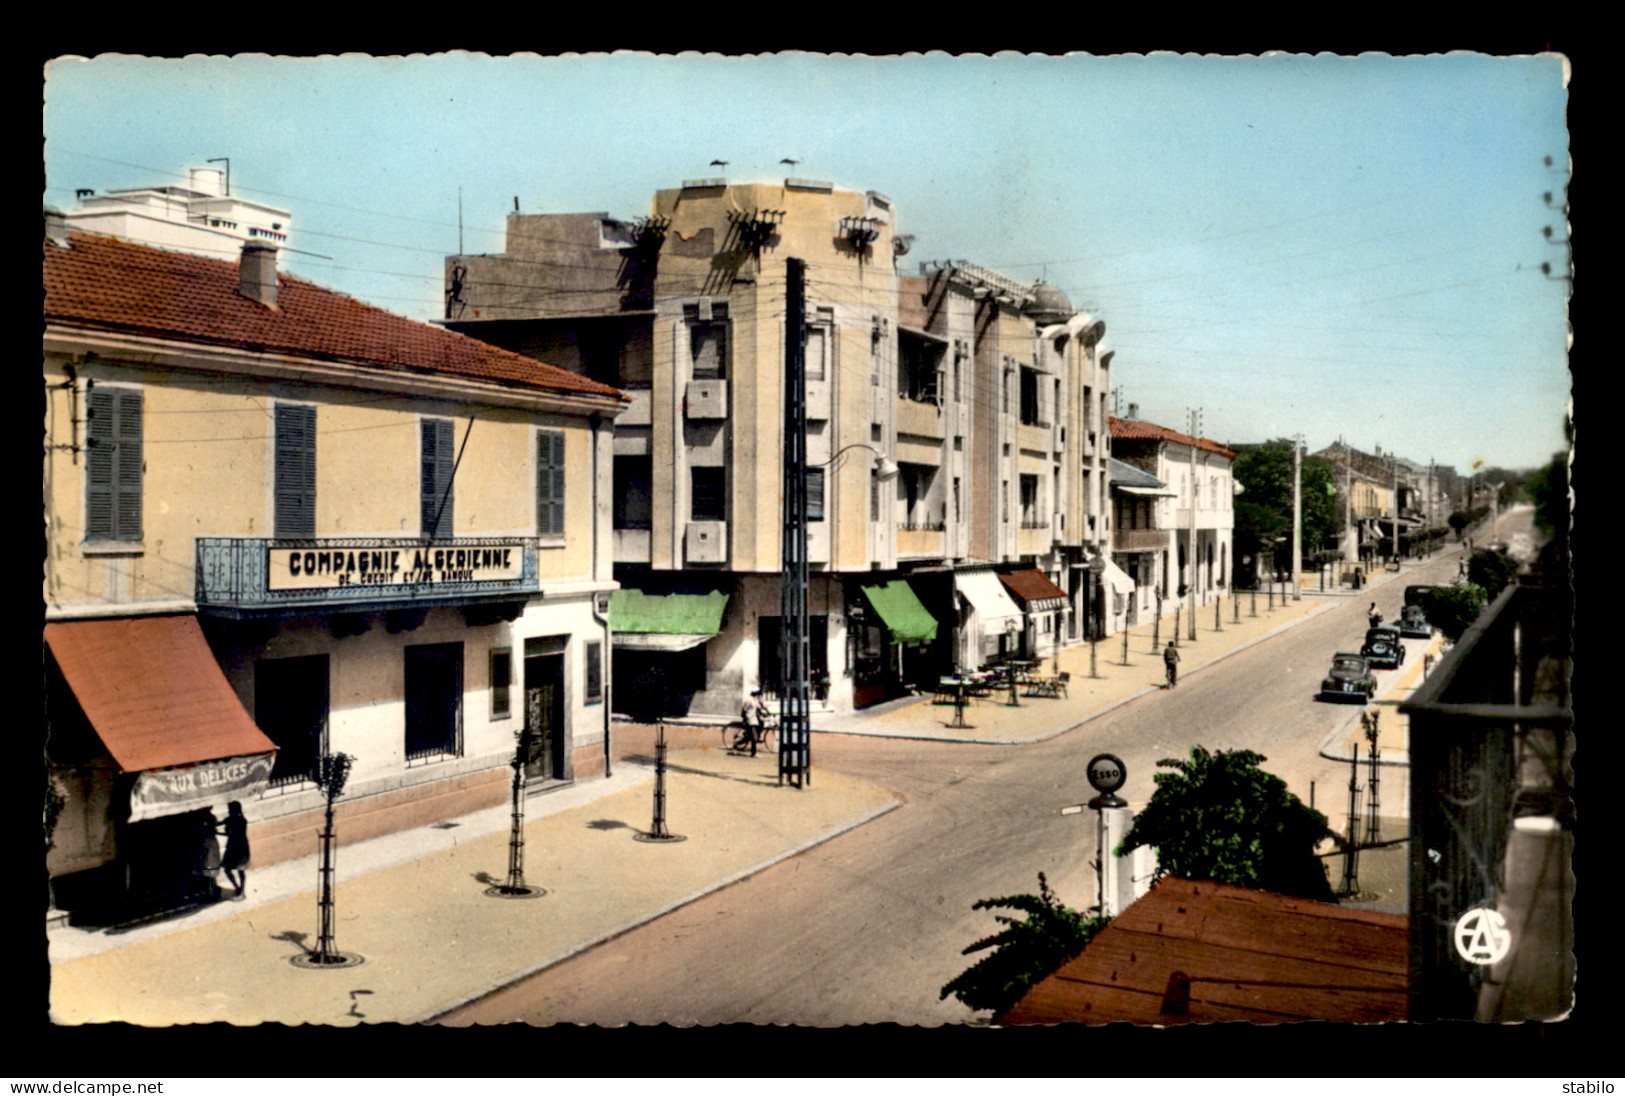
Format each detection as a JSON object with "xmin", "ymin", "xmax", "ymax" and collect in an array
[{"xmin": 1453, "ymin": 908, "xmax": 1512, "ymax": 966}]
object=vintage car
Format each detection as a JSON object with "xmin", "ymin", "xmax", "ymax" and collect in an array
[
  {"xmin": 1320, "ymin": 652, "xmax": 1377, "ymax": 703},
  {"xmin": 1398, "ymin": 602, "xmax": 1432, "ymax": 639},
  {"xmin": 1361, "ymin": 625, "xmax": 1407, "ymax": 670}
]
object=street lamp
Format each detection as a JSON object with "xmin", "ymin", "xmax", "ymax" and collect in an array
[{"xmin": 821, "ymin": 443, "xmax": 900, "ymax": 480}]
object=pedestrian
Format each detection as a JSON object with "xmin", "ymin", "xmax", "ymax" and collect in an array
[
  {"xmin": 1367, "ymin": 602, "xmax": 1382, "ymax": 628},
  {"xmin": 217, "ymin": 800, "xmax": 250, "ymax": 900},
  {"xmin": 1163, "ymin": 639, "xmax": 1179, "ymax": 688}
]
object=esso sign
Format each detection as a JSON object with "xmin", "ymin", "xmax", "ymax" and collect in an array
[{"xmin": 1086, "ymin": 753, "xmax": 1127, "ymax": 795}]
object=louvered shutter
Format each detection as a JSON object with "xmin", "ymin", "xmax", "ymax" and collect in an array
[
  {"xmin": 86, "ymin": 388, "xmax": 142, "ymax": 540},
  {"xmin": 422, "ymin": 419, "xmax": 454, "ymax": 538},
  {"xmin": 537, "ymin": 430, "xmax": 565, "ymax": 536},
  {"xmin": 274, "ymin": 404, "xmax": 316, "ymax": 537}
]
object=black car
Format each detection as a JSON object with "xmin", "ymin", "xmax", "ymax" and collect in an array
[
  {"xmin": 1320, "ymin": 653, "xmax": 1377, "ymax": 703},
  {"xmin": 1361, "ymin": 625, "xmax": 1407, "ymax": 670},
  {"xmin": 1398, "ymin": 602, "xmax": 1431, "ymax": 639}
]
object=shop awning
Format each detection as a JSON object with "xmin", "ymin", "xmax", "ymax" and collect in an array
[
  {"xmin": 956, "ymin": 569, "xmax": 1024, "ymax": 637},
  {"xmin": 1000, "ymin": 569, "xmax": 1070, "ymax": 613},
  {"xmin": 608, "ymin": 588, "xmax": 729, "ymax": 650},
  {"xmin": 1110, "ymin": 458, "xmax": 1177, "ymax": 497},
  {"xmin": 45, "ymin": 614, "xmax": 278, "ymax": 822},
  {"xmin": 1102, "ymin": 559, "xmax": 1136, "ymax": 596},
  {"xmin": 45, "ymin": 615, "xmax": 277, "ymax": 775},
  {"xmin": 859, "ymin": 580, "xmax": 939, "ymax": 645}
]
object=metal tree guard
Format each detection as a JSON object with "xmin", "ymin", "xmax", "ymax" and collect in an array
[
  {"xmin": 293, "ymin": 751, "xmax": 364, "ymax": 969},
  {"xmin": 487, "ymin": 729, "xmax": 546, "ymax": 897},
  {"xmin": 635, "ymin": 717, "xmax": 685, "ymax": 843}
]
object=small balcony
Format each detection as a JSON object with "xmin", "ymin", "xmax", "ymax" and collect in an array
[{"xmin": 196, "ymin": 537, "xmax": 539, "ymax": 618}]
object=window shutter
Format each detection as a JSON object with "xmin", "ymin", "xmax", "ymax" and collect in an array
[
  {"xmin": 87, "ymin": 388, "xmax": 141, "ymax": 540},
  {"xmin": 422, "ymin": 419, "xmax": 454, "ymax": 537},
  {"xmin": 274, "ymin": 404, "xmax": 316, "ymax": 537},
  {"xmin": 537, "ymin": 430, "xmax": 565, "ymax": 535}
]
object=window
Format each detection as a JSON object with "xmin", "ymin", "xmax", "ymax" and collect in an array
[
  {"xmin": 86, "ymin": 387, "xmax": 142, "ymax": 541},
  {"xmin": 405, "ymin": 642, "xmax": 463, "ymax": 761},
  {"xmin": 489, "ymin": 648, "xmax": 512, "ymax": 720},
  {"xmin": 256, "ymin": 655, "xmax": 328, "ymax": 788},
  {"xmin": 806, "ymin": 308, "xmax": 833, "ymax": 381},
  {"xmin": 692, "ymin": 467, "xmax": 726, "ymax": 521},
  {"xmin": 897, "ymin": 331, "xmax": 942, "ymax": 403},
  {"xmin": 536, "ymin": 429, "xmax": 565, "ymax": 535},
  {"xmin": 421, "ymin": 418, "xmax": 455, "ymax": 538},
  {"xmin": 807, "ymin": 467, "xmax": 825, "ymax": 522},
  {"xmin": 585, "ymin": 640, "xmax": 603, "ymax": 705},
  {"xmin": 687, "ymin": 302, "xmax": 729, "ymax": 379},
  {"xmin": 274, "ymin": 403, "xmax": 316, "ymax": 538},
  {"xmin": 613, "ymin": 453, "xmax": 652, "ymax": 530},
  {"xmin": 1019, "ymin": 368, "xmax": 1041, "ymax": 425},
  {"xmin": 1020, "ymin": 475, "xmax": 1041, "ymax": 527}
]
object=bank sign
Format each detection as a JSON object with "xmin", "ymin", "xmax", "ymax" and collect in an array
[{"xmin": 268, "ymin": 544, "xmax": 526, "ymax": 591}]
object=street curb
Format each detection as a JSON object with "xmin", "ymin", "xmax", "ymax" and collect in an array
[{"xmin": 414, "ymin": 793, "xmax": 905, "ymax": 1024}]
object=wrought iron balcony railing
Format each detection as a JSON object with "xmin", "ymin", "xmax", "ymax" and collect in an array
[{"xmin": 197, "ymin": 537, "xmax": 539, "ymax": 616}]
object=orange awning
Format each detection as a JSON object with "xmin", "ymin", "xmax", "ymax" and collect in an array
[{"xmin": 45, "ymin": 614, "xmax": 277, "ymax": 774}]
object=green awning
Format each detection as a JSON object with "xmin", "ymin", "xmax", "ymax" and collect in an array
[
  {"xmin": 609, "ymin": 589, "xmax": 729, "ymax": 639},
  {"xmin": 860, "ymin": 580, "xmax": 939, "ymax": 645}
]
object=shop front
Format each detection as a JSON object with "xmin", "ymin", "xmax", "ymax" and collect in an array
[
  {"xmin": 848, "ymin": 579, "xmax": 940, "ymax": 708},
  {"xmin": 954, "ymin": 567, "xmax": 1025, "ymax": 671},
  {"xmin": 45, "ymin": 614, "xmax": 279, "ymax": 924},
  {"xmin": 998, "ymin": 569, "xmax": 1071, "ymax": 657},
  {"xmin": 607, "ymin": 586, "xmax": 730, "ymax": 721}
]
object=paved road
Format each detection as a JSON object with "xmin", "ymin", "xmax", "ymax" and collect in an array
[{"xmin": 437, "ymin": 530, "xmax": 1515, "ymax": 1028}]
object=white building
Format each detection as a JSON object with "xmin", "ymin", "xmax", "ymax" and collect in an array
[{"xmin": 62, "ymin": 165, "xmax": 292, "ymax": 263}]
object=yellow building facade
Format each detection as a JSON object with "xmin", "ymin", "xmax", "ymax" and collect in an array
[{"xmin": 44, "ymin": 222, "xmax": 624, "ymax": 923}]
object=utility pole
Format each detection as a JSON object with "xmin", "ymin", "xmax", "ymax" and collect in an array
[
  {"xmin": 779, "ymin": 258, "xmax": 811, "ymax": 789},
  {"xmin": 1291, "ymin": 434, "xmax": 1303, "ymax": 601},
  {"xmin": 1187, "ymin": 409, "xmax": 1201, "ymax": 642}
]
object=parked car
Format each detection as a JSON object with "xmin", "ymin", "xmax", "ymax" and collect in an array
[
  {"xmin": 1320, "ymin": 653, "xmax": 1377, "ymax": 703},
  {"xmin": 1404, "ymin": 584, "xmax": 1441, "ymax": 607},
  {"xmin": 1361, "ymin": 625, "xmax": 1407, "ymax": 670},
  {"xmin": 1398, "ymin": 602, "xmax": 1431, "ymax": 639}
]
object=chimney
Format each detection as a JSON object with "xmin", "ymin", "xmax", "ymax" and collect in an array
[
  {"xmin": 238, "ymin": 240, "xmax": 279, "ymax": 308},
  {"xmin": 1127, "ymin": 402, "xmax": 1140, "ymax": 420}
]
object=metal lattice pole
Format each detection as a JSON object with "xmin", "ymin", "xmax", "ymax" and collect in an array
[{"xmin": 778, "ymin": 257, "xmax": 811, "ymax": 789}]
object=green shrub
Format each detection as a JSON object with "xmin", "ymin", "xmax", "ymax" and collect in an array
[
  {"xmin": 1116, "ymin": 746, "xmax": 1335, "ymax": 902},
  {"xmin": 940, "ymin": 872, "xmax": 1109, "ymax": 1018}
]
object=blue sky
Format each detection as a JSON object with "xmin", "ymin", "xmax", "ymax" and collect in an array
[{"xmin": 43, "ymin": 51, "xmax": 1571, "ymax": 472}]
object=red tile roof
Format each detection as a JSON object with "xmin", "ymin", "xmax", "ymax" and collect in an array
[
  {"xmin": 999, "ymin": 877, "xmax": 1408, "ymax": 1025},
  {"xmin": 44, "ymin": 230, "xmax": 625, "ymax": 404},
  {"xmin": 1109, "ymin": 416, "xmax": 1237, "ymax": 460}
]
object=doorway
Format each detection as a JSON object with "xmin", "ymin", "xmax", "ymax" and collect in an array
[{"xmin": 523, "ymin": 651, "xmax": 566, "ymax": 782}]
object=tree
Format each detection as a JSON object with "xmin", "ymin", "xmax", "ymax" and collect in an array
[
  {"xmin": 1232, "ymin": 440, "xmax": 1337, "ymax": 577},
  {"xmin": 1423, "ymin": 583, "xmax": 1488, "ymax": 642},
  {"xmin": 940, "ymin": 872, "xmax": 1109, "ymax": 1018},
  {"xmin": 1467, "ymin": 549, "xmax": 1520, "ymax": 597},
  {"xmin": 1116, "ymin": 746, "xmax": 1336, "ymax": 902}
]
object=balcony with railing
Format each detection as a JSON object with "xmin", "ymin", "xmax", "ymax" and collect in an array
[
  {"xmin": 1400, "ymin": 575, "xmax": 1572, "ymax": 1023},
  {"xmin": 196, "ymin": 537, "xmax": 539, "ymax": 618}
]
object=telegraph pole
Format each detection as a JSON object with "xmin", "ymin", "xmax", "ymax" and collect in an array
[
  {"xmin": 1291, "ymin": 434, "xmax": 1303, "ymax": 601},
  {"xmin": 1187, "ymin": 409, "xmax": 1201, "ymax": 642},
  {"xmin": 779, "ymin": 257, "xmax": 811, "ymax": 789}
]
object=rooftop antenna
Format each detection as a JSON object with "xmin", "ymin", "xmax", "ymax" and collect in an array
[
  {"xmin": 206, "ymin": 158, "xmax": 230, "ymax": 196},
  {"xmin": 780, "ymin": 158, "xmax": 800, "ymax": 170}
]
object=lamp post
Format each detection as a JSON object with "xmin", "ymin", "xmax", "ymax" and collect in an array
[{"xmin": 1088, "ymin": 555, "xmax": 1106, "ymax": 678}]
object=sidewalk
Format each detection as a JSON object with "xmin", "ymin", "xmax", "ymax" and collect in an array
[
  {"xmin": 47, "ymin": 747, "xmax": 901, "ymax": 1026},
  {"xmin": 817, "ymin": 589, "xmax": 1335, "ymax": 745}
]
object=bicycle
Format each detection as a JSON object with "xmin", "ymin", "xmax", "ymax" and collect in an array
[{"xmin": 728, "ymin": 697, "xmax": 778, "ymax": 757}]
